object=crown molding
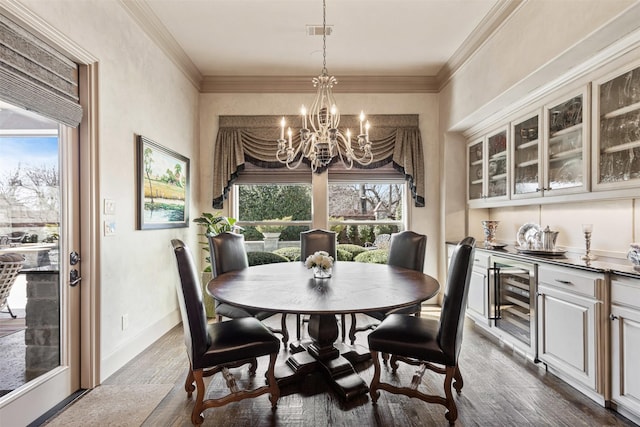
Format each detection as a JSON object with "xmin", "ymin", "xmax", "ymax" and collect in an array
[
  {"xmin": 118, "ymin": 0, "xmax": 202, "ymax": 89},
  {"xmin": 436, "ymin": 0, "xmax": 525, "ymax": 90},
  {"xmin": 118, "ymin": 0, "xmax": 519, "ymax": 94},
  {"xmin": 200, "ymin": 75, "xmax": 438, "ymax": 94}
]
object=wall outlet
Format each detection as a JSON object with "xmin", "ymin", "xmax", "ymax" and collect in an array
[
  {"xmin": 122, "ymin": 314, "xmax": 129, "ymax": 331},
  {"xmin": 104, "ymin": 220, "xmax": 116, "ymax": 236}
]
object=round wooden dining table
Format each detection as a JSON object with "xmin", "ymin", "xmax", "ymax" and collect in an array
[{"xmin": 207, "ymin": 261, "xmax": 440, "ymax": 401}]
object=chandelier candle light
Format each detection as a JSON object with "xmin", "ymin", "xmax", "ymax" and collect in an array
[{"xmin": 276, "ymin": 0, "xmax": 373, "ymax": 172}]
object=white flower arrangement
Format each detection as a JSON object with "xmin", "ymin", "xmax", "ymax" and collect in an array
[{"xmin": 305, "ymin": 250, "xmax": 334, "ymax": 271}]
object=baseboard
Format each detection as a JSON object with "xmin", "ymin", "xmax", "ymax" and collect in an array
[{"xmin": 100, "ymin": 309, "xmax": 181, "ymax": 381}]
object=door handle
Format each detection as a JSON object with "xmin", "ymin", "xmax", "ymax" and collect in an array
[{"xmin": 70, "ymin": 269, "xmax": 82, "ymax": 287}]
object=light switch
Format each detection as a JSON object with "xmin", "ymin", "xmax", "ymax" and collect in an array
[{"xmin": 104, "ymin": 199, "xmax": 116, "ymax": 215}]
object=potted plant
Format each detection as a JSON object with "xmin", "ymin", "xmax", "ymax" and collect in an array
[{"xmin": 193, "ymin": 212, "xmax": 241, "ymax": 317}]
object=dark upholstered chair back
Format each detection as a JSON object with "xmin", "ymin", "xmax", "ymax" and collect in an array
[
  {"xmin": 171, "ymin": 239, "xmax": 208, "ymax": 368},
  {"xmin": 387, "ymin": 231, "xmax": 427, "ymax": 272},
  {"xmin": 437, "ymin": 236, "xmax": 475, "ymax": 365},
  {"xmin": 300, "ymin": 229, "xmax": 336, "ymax": 261},
  {"xmin": 208, "ymin": 232, "xmax": 249, "ymax": 279}
]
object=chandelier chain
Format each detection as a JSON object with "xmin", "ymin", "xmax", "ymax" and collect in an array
[
  {"xmin": 275, "ymin": 0, "xmax": 373, "ymax": 173},
  {"xmin": 322, "ymin": 0, "xmax": 327, "ymax": 75}
]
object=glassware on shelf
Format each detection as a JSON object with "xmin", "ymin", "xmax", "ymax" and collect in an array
[{"xmin": 581, "ymin": 224, "xmax": 597, "ymax": 261}]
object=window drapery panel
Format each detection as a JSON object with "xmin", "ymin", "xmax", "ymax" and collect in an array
[
  {"xmin": 213, "ymin": 115, "xmax": 425, "ymax": 208},
  {"xmin": 0, "ymin": 13, "xmax": 82, "ymax": 128}
]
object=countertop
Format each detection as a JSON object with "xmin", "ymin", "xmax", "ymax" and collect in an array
[{"xmin": 446, "ymin": 241, "xmax": 640, "ymax": 279}]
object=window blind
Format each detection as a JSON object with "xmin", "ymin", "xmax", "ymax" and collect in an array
[{"xmin": 0, "ymin": 13, "xmax": 83, "ymax": 128}]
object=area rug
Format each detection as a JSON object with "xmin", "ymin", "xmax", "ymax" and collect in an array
[
  {"xmin": 0, "ymin": 329, "xmax": 26, "ymax": 397},
  {"xmin": 43, "ymin": 383, "xmax": 173, "ymax": 426}
]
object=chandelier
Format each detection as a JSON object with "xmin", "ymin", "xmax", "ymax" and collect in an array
[{"xmin": 276, "ymin": 0, "xmax": 373, "ymax": 172}]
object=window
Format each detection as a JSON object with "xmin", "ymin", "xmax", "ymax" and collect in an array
[
  {"xmin": 328, "ymin": 181, "xmax": 406, "ymax": 246},
  {"xmin": 234, "ymin": 183, "xmax": 312, "ymax": 251}
]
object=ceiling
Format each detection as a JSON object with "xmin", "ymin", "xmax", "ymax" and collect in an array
[{"xmin": 133, "ymin": 0, "xmax": 505, "ymax": 86}]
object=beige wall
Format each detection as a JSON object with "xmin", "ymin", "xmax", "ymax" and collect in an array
[
  {"xmin": 199, "ymin": 93, "xmax": 441, "ymax": 276},
  {"xmin": 17, "ymin": 0, "xmax": 200, "ymax": 380},
  {"xmin": 440, "ymin": 1, "xmax": 640, "ymax": 261}
]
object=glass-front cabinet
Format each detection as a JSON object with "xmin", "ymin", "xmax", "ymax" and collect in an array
[
  {"xmin": 467, "ymin": 138, "xmax": 484, "ymax": 202},
  {"xmin": 467, "ymin": 128, "xmax": 509, "ymax": 204},
  {"xmin": 487, "ymin": 129, "xmax": 508, "ymax": 199},
  {"xmin": 543, "ymin": 87, "xmax": 590, "ymax": 196},
  {"xmin": 511, "ymin": 111, "xmax": 542, "ymax": 199},
  {"xmin": 593, "ymin": 62, "xmax": 640, "ymax": 190}
]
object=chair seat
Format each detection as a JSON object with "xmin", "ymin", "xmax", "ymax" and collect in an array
[
  {"xmin": 368, "ymin": 314, "xmax": 451, "ymax": 366},
  {"xmin": 215, "ymin": 302, "xmax": 275, "ymax": 322},
  {"xmin": 200, "ymin": 317, "xmax": 280, "ymax": 369}
]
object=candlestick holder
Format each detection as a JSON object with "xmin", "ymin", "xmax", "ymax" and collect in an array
[{"xmin": 581, "ymin": 224, "xmax": 597, "ymax": 261}]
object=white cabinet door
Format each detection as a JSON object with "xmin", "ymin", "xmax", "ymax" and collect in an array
[
  {"xmin": 611, "ymin": 275, "xmax": 640, "ymax": 423},
  {"xmin": 537, "ymin": 285, "xmax": 597, "ymax": 390},
  {"xmin": 467, "ymin": 268, "xmax": 489, "ymax": 324},
  {"xmin": 611, "ymin": 304, "xmax": 640, "ymax": 417}
]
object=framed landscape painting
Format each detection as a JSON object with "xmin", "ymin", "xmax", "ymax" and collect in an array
[{"xmin": 137, "ymin": 135, "xmax": 190, "ymax": 229}]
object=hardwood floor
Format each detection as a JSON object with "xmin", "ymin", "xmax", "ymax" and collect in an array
[{"xmin": 48, "ymin": 313, "xmax": 636, "ymax": 426}]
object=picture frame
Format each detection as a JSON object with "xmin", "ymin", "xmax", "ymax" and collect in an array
[{"xmin": 136, "ymin": 135, "xmax": 190, "ymax": 230}]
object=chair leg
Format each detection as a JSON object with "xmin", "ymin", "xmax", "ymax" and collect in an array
[
  {"xmin": 349, "ymin": 313, "xmax": 357, "ymax": 345},
  {"xmin": 340, "ymin": 314, "xmax": 346, "ymax": 342},
  {"xmin": 6, "ymin": 304, "xmax": 17, "ymax": 319},
  {"xmin": 191, "ymin": 369, "xmax": 206, "ymax": 425},
  {"xmin": 443, "ymin": 365, "xmax": 458, "ymax": 425},
  {"xmin": 185, "ymin": 366, "xmax": 195, "ymax": 397},
  {"xmin": 266, "ymin": 352, "xmax": 280, "ymax": 410},
  {"xmin": 280, "ymin": 314, "xmax": 289, "ymax": 347},
  {"xmin": 369, "ymin": 351, "xmax": 382, "ymax": 404},
  {"xmin": 296, "ymin": 314, "xmax": 301, "ymax": 341},
  {"xmin": 453, "ymin": 363, "xmax": 463, "ymax": 393}
]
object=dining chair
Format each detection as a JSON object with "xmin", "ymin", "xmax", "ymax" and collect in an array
[
  {"xmin": 367, "ymin": 236, "xmax": 475, "ymax": 425},
  {"xmin": 208, "ymin": 232, "xmax": 289, "ymax": 346},
  {"xmin": 0, "ymin": 253, "xmax": 25, "ymax": 318},
  {"xmin": 349, "ymin": 230, "xmax": 427, "ymax": 344},
  {"xmin": 297, "ymin": 229, "xmax": 342, "ymax": 341},
  {"xmin": 170, "ymin": 239, "xmax": 280, "ymax": 425}
]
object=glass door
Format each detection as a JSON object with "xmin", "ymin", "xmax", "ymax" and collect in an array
[
  {"xmin": 0, "ymin": 100, "xmax": 81, "ymax": 425},
  {"xmin": 467, "ymin": 138, "xmax": 484, "ymax": 202},
  {"xmin": 593, "ymin": 62, "xmax": 640, "ymax": 190},
  {"xmin": 492, "ymin": 257, "xmax": 537, "ymax": 355},
  {"xmin": 511, "ymin": 111, "xmax": 542, "ymax": 199},
  {"xmin": 543, "ymin": 87, "xmax": 590, "ymax": 195},
  {"xmin": 486, "ymin": 128, "xmax": 508, "ymax": 200}
]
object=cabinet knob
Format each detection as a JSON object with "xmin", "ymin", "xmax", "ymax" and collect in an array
[
  {"xmin": 536, "ymin": 188, "xmax": 542, "ymax": 192},
  {"xmin": 610, "ymin": 314, "xmax": 618, "ymax": 321}
]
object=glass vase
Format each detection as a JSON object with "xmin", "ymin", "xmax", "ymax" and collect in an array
[{"xmin": 313, "ymin": 266, "xmax": 332, "ymax": 279}]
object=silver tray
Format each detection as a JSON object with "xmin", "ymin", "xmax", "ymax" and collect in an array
[{"xmin": 516, "ymin": 248, "xmax": 567, "ymax": 256}]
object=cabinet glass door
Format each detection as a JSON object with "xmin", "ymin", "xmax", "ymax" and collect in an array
[
  {"xmin": 468, "ymin": 139, "xmax": 484, "ymax": 201},
  {"xmin": 595, "ymin": 64, "xmax": 640, "ymax": 189},
  {"xmin": 512, "ymin": 113, "xmax": 541, "ymax": 198},
  {"xmin": 486, "ymin": 129, "xmax": 508, "ymax": 199},
  {"xmin": 545, "ymin": 90, "xmax": 588, "ymax": 194}
]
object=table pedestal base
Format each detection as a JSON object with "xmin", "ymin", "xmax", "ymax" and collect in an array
[{"xmin": 275, "ymin": 313, "xmax": 370, "ymax": 400}]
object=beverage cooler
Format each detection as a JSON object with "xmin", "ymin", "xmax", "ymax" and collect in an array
[{"xmin": 489, "ymin": 256, "xmax": 538, "ymax": 358}]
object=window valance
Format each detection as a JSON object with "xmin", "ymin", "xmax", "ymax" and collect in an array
[{"xmin": 212, "ymin": 114, "xmax": 425, "ymax": 208}]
